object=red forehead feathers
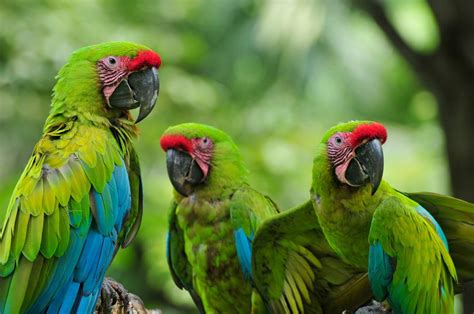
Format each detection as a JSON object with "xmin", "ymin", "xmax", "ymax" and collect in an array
[
  {"xmin": 349, "ymin": 122, "xmax": 387, "ymax": 147},
  {"xmin": 160, "ymin": 135, "xmax": 193, "ymax": 153},
  {"xmin": 128, "ymin": 50, "xmax": 162, "ymax": 72}
]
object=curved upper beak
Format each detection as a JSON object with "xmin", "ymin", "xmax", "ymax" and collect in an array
[
  {"xmin": 166, "ymin": 149, "xmax": 205, "ymax": 196},
  {"xmin": 344, "ymin": 139, "xmax": 384, "ymax": 195},
  {"xmin": 108, "ymin": 67, "xmax": 159, "ymax": 123}
]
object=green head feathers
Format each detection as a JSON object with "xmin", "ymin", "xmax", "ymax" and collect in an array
[
  {"xmin": 161, "ymin": 123, "xmax": 238, "ymax": 144},
  {"xmin": 160, "ymin": 123, "xmax": 248, "ymax": 198},
  {"xmin": 49, "ymin": 41, "xmax": 161, "ymax": 125}
]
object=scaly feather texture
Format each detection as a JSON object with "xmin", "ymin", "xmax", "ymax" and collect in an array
[
  {"xmin": 401, "ymin": 192, "xmax": 474, "ymax": 287},
  {"xmin": 368, "ymin": 196, "xmax": 456, "ymax": 313},
  {"xmin": 311, "ymin": 121, "xmax": 457, "ymax": 314},
  {"xmin": 163, "ymin": 124, "xmax": 321, "ymax": 313},
  {"xmin": 252, "ymin": 200, "xmax": 372, "ymax": 314},
  {"xmin": 0, "ymin": 41, "xmax": 154, "ymax": 313}
]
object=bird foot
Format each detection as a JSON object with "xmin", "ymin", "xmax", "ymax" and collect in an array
[
  {"xmin": 354, "ymin": 301, "xmax": 392, "ymax": 314},
  {"xmin": 95, "ymin": 277, "xmax": 152, "ymax": 314}
]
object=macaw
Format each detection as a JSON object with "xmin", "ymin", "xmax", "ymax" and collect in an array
[
  {"xmin": 160, "ymin": 123, "xmax": 321, "ymax": 313},
  {"xmin": 310, "ymin": 120, "xmax": 460, "ymax": 313},
  {"xmin": 0, "ymin": 41, "xmax": 161, "ymax": 313}
]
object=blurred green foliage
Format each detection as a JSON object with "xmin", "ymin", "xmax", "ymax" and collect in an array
[{"xmin": 0, "ymin": 0, "xmax": 448, "ymax": 312}]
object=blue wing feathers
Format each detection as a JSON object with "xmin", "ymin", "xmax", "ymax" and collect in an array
[
  {"xmin": 27, "ymin": 162, "xmax": 132, "ymax": 313},
  {"xmin": 45, "ymin": 278, "xmax": 79, "ymax": 314},
  {"xmin": 368, "ymin": 241, "xmax": 393, "ymax": 301},
  {"xmin": 74, "ymin": 231, "xmax": 104, "ymax": 283},
  {"xmin": 58, "ymin": 280, "xmax": 80, "ymax": 314},
  {"xmin": 76, "ymin": 291, "xmax": 99, "ymax": 314},
  {"xmin": 83, "ymin": 234, "xmax": 115, "ymax": 294},
  {"xmin": 234, "ymin": 228, "xmax": 254, "ymax": 279},
  {"xmin": 107, "ymin": 176, "xmax": 119, "ymax": 221},
  {"xmin": 114, "ymin": 164, "xmax": 129, "ymax": 209},
  {"xmin": 114, "ymin": 164, "xmax": 131, "ymax": 230},
  {"xmin": 92, "ymin": 187, "xmax": 114, "ymax": 235},
  {"xmin": 28, "ymin": 216, "xmax": 92, "ymax": 313}
]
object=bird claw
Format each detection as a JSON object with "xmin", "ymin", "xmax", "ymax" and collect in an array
[
  {"xmin": 354, "ymin": 301, "xmax": 392, "ymax": 314},
  {"xmin": 96, "ymin": 277, "xmax": 148, "ymax": 314}
]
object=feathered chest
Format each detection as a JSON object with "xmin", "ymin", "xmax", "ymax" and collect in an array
[
  {"xmin": 312, "ymin": 191, "xmax": 375, "ymax": 268},
  {"xmin": 174, "ymin": 196, "xmax": 252, "ymax": 309},
  {"xmin": 176, "ymin": 196, "xmax": 231, "ymax": 228}
]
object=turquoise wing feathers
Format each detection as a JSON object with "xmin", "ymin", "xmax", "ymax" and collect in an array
[{"xmin": 368, "ymin": 194, "xmax": 457, "ymax": 314}]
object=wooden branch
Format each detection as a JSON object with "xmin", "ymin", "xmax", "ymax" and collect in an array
[
  {"xmin": 98, "ymin": 276, "xmax": 391, "ymax": 313},
  {"xmin": 427, "ymin": 0, "xmax": 456, "ymax": 33},
  {"xmin": 355, "ymin": 0, "xmax": 435, "ymax": 77}
]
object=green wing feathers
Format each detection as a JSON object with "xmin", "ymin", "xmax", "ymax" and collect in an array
[
  {"xmin": 0, "ymin": 125, "xmax": 123, "ymax": 290},
  {"xmin": 167, "ymin": 201, "xmax": 193, "ymax": 291},
  {"xmin": 230, "ymin": 189, "xmax": 324, "ymax": 313},
  {"xmin": 166, "ymin": 201, "xmax": 205, "ymax": 313},
  {"xmin": 230, "ymin": 187, "xmax": 278, "ymax": 239},
  {"xmin": 369, "ymin": 196, "xmax": 457, "ymax": 314},
  {"xmin": 403, "ymin": 191, "xmax": 474, "ymax": 283},
  {"xmin": 252, "ymin": 200, "xmax": 371, "ymax": 313},
  {"xmin": 120, "ymin": 145, "xmax": 143, "ymax": 248}
]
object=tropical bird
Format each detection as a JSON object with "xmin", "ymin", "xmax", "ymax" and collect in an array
[
  {"xmin": 310, "ymin": 121, "xmax": 458, "ymax": 313},
  {"xmin": 0, "ymin": 41, "xmax": 161, "ymax": 313}
]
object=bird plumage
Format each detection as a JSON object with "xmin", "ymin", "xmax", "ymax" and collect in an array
[{"xmin": 0, "ymin": 41, "xmax": 160, "ymax": 313}]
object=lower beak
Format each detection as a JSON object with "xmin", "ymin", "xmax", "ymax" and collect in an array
[
  {"xmin": 345, "ymin": 139, "xmax": 384, "ymax": 195},
  {"xmin": 108, "ymin": 67, "xmax": 159, "ymax": 123},
  {"xmin": 166, "ymin": 149, "xmax": 205, "ymax": 196}
]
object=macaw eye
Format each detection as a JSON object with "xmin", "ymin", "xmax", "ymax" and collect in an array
[
  {"xmin": 107, "ymin": 56, "xmax": 117, "ymax": 66},
  {"xmin": 200, "ymin": 137, "xmax": 213, "ymax": 148},
  {"xmin": 335, "ymin": 136, "xmax": 342, "ymax": 144}
]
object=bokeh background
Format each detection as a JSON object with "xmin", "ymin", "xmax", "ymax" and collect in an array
[{"xmin": 1, "ymin": 0, "xmax": 472, "ymax": 312}]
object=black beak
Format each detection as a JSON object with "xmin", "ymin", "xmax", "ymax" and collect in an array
[
  {"xmin": 166, "ymin": 149, "xmax": 205, "ymax": 196},
  {"xmin": 344, "ymin": 139, "xmax": 384, "ymax": 195},
  {"xmin": 108, "ymin": 67, "xmax": 159, "ymax": 123}
]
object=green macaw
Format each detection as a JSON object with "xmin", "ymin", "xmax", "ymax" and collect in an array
[
  {"xmin": 309, "ymin": 120, "xmax": 468, "ymax": 313},
  {"xmin": 160, "ymin": 123, "xmax": 322, "ymax": 313},
  {"xmin": 0, "ymin": 42, "xmax": 161, "ymax": 313}
]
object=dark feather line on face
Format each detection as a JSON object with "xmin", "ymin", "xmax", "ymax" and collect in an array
[
  {"xmin": 328, "ymin": 145, "xmax": 351, "ymax": 167},
  {"xmin": 97, "ymin": 61, "xmax": 127, "ymax": 88}
]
